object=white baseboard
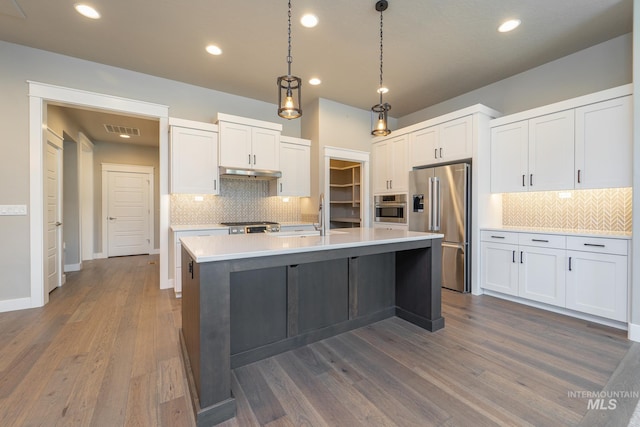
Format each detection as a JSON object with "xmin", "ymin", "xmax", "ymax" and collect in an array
[
  {"xmin": 93, "ymin": 252, "xmax": 106, "ymax": 259},
  {"xmin": 161, "ymin": 278, "xmax": 174, "ymax": 290},
  {"xmin": 150, "ymin": 248, "xmax": 160, "ymax": 255},
  {"xmin": 64, "ymin": 263, "xmax": 81, "ymax": 272},
  {"xmin": 629, "ymin": 323, "xmax": 640, "ymax": 342},
  {"xmin": 0, "ymin": 297, "xmax": 33, "ymax": 313}
]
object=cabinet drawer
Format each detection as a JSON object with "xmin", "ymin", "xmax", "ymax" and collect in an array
[
  {"xmin": 480, "ymin": 230, "xmax": 518, "ymax": 244},
  {"xmin": 518, "ymin": 233, "xmax": 565, "ymax": 249},
  {"xmin": 566, "ymin": 236, "xmax": 628, "ymax": 255}
]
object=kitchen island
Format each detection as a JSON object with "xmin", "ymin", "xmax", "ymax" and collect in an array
[{"xmin": 179, "ymin": 228, "xmax": 444, "ymax": 426}]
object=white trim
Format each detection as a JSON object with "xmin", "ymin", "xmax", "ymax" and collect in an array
[
  {"xmin": 216, "ymin": 112, "xmax": 282, "ymax": 131},
  {"xmin": 0, "ymin": 297, "xmax": 33, "ymax": 313},
  {"xmin": 93, "ymin": 252, "xmax": 106, "ymax": 259},
  {"xmin": 101, "ymin": 163, "xmax": 155, "ymax": 257},
  {"xmin": 490, "ymin": 84, "xmax": 633, "ymax": 127},
  {"xmin": 64, "ymin": 263, "xmax": 82, "ymax": 272},
  {"xmin": 150, "ymin": 248, "xmax": 160, "ymax": 255},
  {"xmin": 28, "ymin": 81, "xmax": 170, "ymax": 309},
  {"xmin": 79, "ymin": 132, "xmax": 94, "ymax": 261},
  {"xmin": 168, "ymin": 117, "xmax": 218, "ymax": 132},
  {"xmin": 629, "ymin": 323, "xmax": 640, "ymax": 342}
]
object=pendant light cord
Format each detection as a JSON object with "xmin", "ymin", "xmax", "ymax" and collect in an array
[
  {"xmin": 379, "ymin": 9, "xmax": 384, "ymax": 104},
  {"xmin": 287, "ymin": 0, "xmax": 292, "ymax": 77}
]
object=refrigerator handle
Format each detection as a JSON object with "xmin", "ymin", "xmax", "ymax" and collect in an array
[
  {"xmin": 427, "ymin": 177, "xmax": 433, "ymax": 230},
  {"xmin": 432, "ymin": 177, "xmax": 441, "ymax": 231}
]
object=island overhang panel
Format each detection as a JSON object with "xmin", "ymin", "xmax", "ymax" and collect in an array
[{"xmin": 179, "ymin": 229, "xmax": 443, "ymax": 426}]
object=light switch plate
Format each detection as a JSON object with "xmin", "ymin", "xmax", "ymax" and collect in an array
[{"xmin": 0, "ymin": 205, "xmax": 28, "ymax": 216}]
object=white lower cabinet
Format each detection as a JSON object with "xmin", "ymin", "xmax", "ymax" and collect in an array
[
  {"xmin": 171, "ymin": 228, "xmax": 229, "ymax": 297},
  {"xmin": 480, "ymin": 230, "xmax": 628, "ymax": 323},
  {"xmin": 566, "ymin": 237, "xmax": 628, "ymax": 322}
]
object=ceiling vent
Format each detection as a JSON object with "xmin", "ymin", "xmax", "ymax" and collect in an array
[{"xmin": 103, "ymin": 124, "xmax": 141, "ymax": 137}]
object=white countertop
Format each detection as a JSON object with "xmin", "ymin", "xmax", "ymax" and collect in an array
[
  {"xmin": 180, "ymin": 227, "xmax": 444, "ymax": 263},
  {"xmin": 481, "ymin": 226, "xmax": 631, "ymax": 240}
]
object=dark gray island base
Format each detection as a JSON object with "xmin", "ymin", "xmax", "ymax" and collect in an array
[{"xmin": 180, "ymin": 236, "xmax": 443, "ymax": 426}]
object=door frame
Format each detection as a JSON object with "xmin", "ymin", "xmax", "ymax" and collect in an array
[
  {"xmin": 101, "ymin": 163, "xmax": 154, "ymax": 257},
  {"xmin": 29, "ymin": 81, "xmax": 169, "ymax": 308},
  {"xmin": 323, "ymin": 146, "xmax": 370, "ymax": 228}
]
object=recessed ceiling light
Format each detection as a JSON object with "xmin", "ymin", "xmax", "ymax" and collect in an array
[
  {"xmin": 377, "ymin": 87, "xmax": 389, "ymax": 94},
  {"xmin": 206, "ymin": 45, "xmax": 222, "ymax": 55},
  {"xmin": 119, "ymin": 134, "xmax": 131, "ymax": 139},
  {"xmin": 309, "ymin": 78, "xmax": 321, "ymax": 85},
  {"xmin": 301, "ymin": 14, "xmax": 318, "ymax": 28},
  {"xmin": 74, "ymin": 4, "xmax": 101, "ymax": 19},
  {"xmin": 498, "ymin": 19, "xmax": 521, "ymax": 33}
]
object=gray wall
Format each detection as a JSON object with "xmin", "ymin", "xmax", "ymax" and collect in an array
[
  {"xmin": 93, "ymin": 142, "xmax": 160, "ymax": 252},
  {"xmin": 398, "ymin": 34, "xmax": 632, "ymax": 128}
]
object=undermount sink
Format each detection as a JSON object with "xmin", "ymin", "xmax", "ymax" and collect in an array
[{"xmin": 271, "ymin": 230, "xmax": 348, "ymax": 238}]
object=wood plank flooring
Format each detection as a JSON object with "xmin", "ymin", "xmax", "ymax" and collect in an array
[{"xmin": 0, "ymin": 255, "xmax": 635, "ymax": 426}]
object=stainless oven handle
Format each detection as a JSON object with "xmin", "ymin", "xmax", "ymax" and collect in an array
[{"xmin": 374, "ymin": 203, "xmax": 406, "ymax": 208}]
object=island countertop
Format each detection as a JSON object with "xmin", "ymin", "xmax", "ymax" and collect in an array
[{"xmin": 180, "ymin": 227, "xmax": 444, "ymax": 263}]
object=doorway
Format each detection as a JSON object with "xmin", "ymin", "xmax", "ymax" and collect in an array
[
  {"xmin": 45, "ymin": 129, "xmax": 63, "ymax": 293},
  {"xmin": 29, "ymin": 82, "xmax": 169, "ymax": 308}
]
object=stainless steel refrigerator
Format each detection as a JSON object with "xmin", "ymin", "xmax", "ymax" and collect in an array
[{"xmin": 409, "ymin": 163, "xmax": 470, "ymax": 292}]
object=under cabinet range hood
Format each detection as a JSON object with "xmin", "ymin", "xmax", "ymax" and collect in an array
[{"xmin": 218, "ymin": 166, "xmax": 282, "ymax": 179}]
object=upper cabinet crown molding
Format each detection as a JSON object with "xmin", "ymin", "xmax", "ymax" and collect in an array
[
  {"xmin": 490, "ymin": 84, "xmax": 632, "ymax": 128},
  {"xmin": 169, "ymin": 117, "xmax": 218, "ymax": 132},
  {"xmin": 216, "ymin": 113, "xmax": 282, "ymax": 132}
]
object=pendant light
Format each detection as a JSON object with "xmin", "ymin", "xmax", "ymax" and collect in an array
[
  {"xmin": 371, "ymin": 0, "xmax": 391, "ymax": 136},
  {"xmin": 277, "ymin": 0, "xmax": 302, "ymax": 119}
]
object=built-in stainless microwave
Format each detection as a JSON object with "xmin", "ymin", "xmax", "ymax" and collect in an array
[{"xmin": 374, "ymin": 194, "xmax": 407, "ymax": 224}]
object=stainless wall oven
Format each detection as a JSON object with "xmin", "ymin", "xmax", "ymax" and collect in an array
[{"xmin": 374, "ymin": 194, "xmax": 407, "ymax": 224}]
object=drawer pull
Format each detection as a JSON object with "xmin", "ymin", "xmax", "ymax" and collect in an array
[
  {"xmin": 531, "ymin": 239, "xmax": 549, "ymax": 243},
  {"xmin": 512, "ymin": 250, "xmax": 516, "ymax": 263},
  {"xmin": 520, "ymin": 251, "xmax": 523, "ymax": 264},
  {"xmin": 490, "ymin": 235, "xmax": 505, "ymax": 239},
  {"xmin": 569, "ymin": 257, "xmax": 572, "ymax": 271},
  {"xmin": 584, "ymin": 243, "xmax": 605, "ymax": 248}
]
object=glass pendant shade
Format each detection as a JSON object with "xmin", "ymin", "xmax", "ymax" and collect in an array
[
  {"xmin": 278, "ymin": 75, "xmax": 302, "ymax": 119},
  {"xmin": 371, "ymin": 102, "xmax": 391, "ymax": 136}
]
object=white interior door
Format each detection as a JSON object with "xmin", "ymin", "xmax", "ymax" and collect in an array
[
  {"xmin": 107, "ymin": 170, "xmax": 151, "ymax": 257},
  {"xmin": 45, "ymin": 133, "xmax": 63, "ymax": 292}
]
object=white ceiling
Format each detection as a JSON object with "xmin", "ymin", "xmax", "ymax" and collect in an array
[{"xmin": 0, "ymin": 0, "xmax": 632, "ymax": 142}]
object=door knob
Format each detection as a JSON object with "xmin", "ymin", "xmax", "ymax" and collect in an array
[
  {"xmin": 108, "ymin": 217, "xmax": 117, "ymax": 220},
  {"xmin": 55, "ymin": 222, "xmax": 62, "ymax": 227}
]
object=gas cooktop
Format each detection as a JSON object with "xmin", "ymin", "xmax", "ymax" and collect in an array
[{"xmin": 220, "ymin": 221, "xmax": 279, "ymax": 226}]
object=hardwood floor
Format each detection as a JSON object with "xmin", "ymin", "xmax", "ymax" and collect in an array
[{"xmin": 0, "ymin": 255, "xmax": 635, "ymax": 426}]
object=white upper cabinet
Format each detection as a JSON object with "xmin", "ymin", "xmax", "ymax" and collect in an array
[
  {"xmin": 169, "ymin": 121, "xmax": 219, "ymax": 195},
  {"xmin": 219, "ymin": 121, "xmax": 280, "ymax": 171},
  {"xmin": 373, "ymin": 135, "xmax": 409, "ymax": 194},
  {"xmin": 490, "ymin": 121, "xmax": 529, "ymax": 193},
  {"xmin": 409, "ymin": 115, "xmax": 473, "ymax": 168},
  {"xmin": 490, "ymin": 85, "xmax": 632, "ymax": 193},
  {"xmin": 527, "ymin": 110, "xmax": 575, "ymax": 191},
  {"xmin": 277, "ymin": 136, "xmax": 310, "ymax": 197},
  {"xmin": 217, "ymin": 113, "xmax": 282, "ymax": 172},
  {"xmin": 575, "ymin": 96, "xmax": 632, "ymax": 189}
]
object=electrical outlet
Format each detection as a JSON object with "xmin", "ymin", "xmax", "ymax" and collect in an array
[{"xmin": 0, "ymin": 205, "xmax": 28, "ymax": 216}]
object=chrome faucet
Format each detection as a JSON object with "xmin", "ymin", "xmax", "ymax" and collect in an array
[{"xmin": 314, "ymin": 193, "xmax": 326, "ymax": 236}]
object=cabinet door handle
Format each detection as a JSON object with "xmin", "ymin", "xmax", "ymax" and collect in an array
[
  {"xmin": 490, "ymin": 235, "xmax": 505, "ymax": 239},
  {"xmin": 434, "ymin": 148, "xmax": 438, "ymax": 159},
  {"xmin": 512, "ymin": 250, "xmax": 516, "ymax": 263},
  {"xmin": 188, "ymin": 260, "xmax": 194, "ymax": 279},
  {"xmin": 531, "ymin": 239, "xmax": 549, "ymax": 243},
  {"xmin": 530, "ymin": 174, "xmax": 533, "ymax": 186},
  {"xmin": 568, "ymin": 257, "xmax": 572, "ymax": 271},
  {"xmin": 390, "ymin": 180, "xmax": 392, "ymax": 189},
  {"xmin": 248, "ymin": 154, "xmax": 251, "ymax": 165},
  {"xmin": 520, "ymin": 251, "xmax": 523, "ymax": 264},
  {"xmin": 584, "ymin": 243, "xmax": 605, "ymax": 248},
  {"xmin": 254, "ymin": 154, "xmax": 257, "ymax": 165},
  {"xmin": 439, "ymin": 147, "xmax": 443, "ymax": 158},
  {"xmin": 280, "ymin": 182, "xmax": 283, "ymax": 192},
  {"xmin": 522, "ymin": 174, "xmax": 526, "ymax": 187},
  {"xmin": 577, "ymin": 169, "xmax": 581, "ymax": 184},
  {"xmin": 214, "ymin": 179, "xmax": 217, "ymax": 190}
]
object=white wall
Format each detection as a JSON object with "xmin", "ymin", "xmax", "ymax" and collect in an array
[
  {"xmin": 631, "ymin": 0, "xmax": 639, "ymax": 339},
  {"xmin": 398, "ymin": 34, "xmax": 632, "ymax": 128},
  {"xmin": 0, "ymin": 40, "xmax": 300, "ymax": 304}
]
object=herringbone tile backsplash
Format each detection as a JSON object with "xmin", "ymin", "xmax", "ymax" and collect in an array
[
  {"xmin": 171, "ymin": 178, "xmax": 303, "ymax": 225},
  {"xmin": 502, "ymin": 188, "xmax": 632, "ymax": 233}
]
